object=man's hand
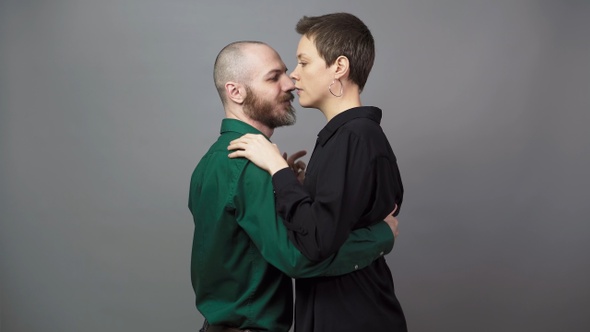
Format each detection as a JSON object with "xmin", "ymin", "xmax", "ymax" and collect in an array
[
  {"xmin": 384, "ymin": 205, "xmax": 399, "ymax": 239},
  {"xmin": 283, "ymin": 150, "xmax": 307, "ymax": 184}
]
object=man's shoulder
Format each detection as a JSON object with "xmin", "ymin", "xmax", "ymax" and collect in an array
[
  {"xmin": 193, "ymin": 132, "xmax": 271, "ymax": 179},
  {"xmin": 192, "ymin": 136, "xmax": 247, "ymax": 178},
  {"xmin": 198, "ymin": 145, "xmax": 247, "ymax": 171},
  {"xmin": 200, "ymin": 131, "xmax": 246, "ymax": 159}
]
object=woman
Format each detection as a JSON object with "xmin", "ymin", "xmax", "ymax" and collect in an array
[{"xmin": 228, "ymin": 12, "xmax": 407, "ymax": 332}]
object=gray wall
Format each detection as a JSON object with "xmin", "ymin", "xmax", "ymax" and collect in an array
[{"xmin": 1, "ymin": 1, "xmax": 589, "ymax": 331}]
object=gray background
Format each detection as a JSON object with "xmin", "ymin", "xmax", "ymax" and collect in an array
[{"xmin": 1, "ymin": 1, "xmax": 589, "ymax": 331}]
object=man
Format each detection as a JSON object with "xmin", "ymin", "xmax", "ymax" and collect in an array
[{"xmin": 189, "ymin": 41, "xmax": 399, "ymax": 332}]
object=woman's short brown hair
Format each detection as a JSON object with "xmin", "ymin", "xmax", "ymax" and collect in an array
[{"xmin": 296, "ymin": 12, "xmax": 375, "ymax": 91}]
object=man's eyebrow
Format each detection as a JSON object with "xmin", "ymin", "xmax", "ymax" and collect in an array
[{"xmin": 264, "ymin": 68, "xmax": 287, "ymax": 77}]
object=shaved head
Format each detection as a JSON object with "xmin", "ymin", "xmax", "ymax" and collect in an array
[
  {"xmin": 213, "ymin": 41, "xmax": 266, "ymax": 104},
  {"xmin": 212, "ymin": 40, "xmax": 295, "ymax": 129}
]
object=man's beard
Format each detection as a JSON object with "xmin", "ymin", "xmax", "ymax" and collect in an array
[{"xmin": 243, "ymin": 86, "xmax": 296, "ymax": 129}]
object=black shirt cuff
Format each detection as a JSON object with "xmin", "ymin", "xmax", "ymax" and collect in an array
[{"xmin": 271, "ymin": 167, "xmax": 299, "ymax": 194}]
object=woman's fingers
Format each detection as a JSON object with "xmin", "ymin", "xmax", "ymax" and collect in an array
[{"xmin": 286, "ymin": 150, "xmax": 307, "ymax": 164}]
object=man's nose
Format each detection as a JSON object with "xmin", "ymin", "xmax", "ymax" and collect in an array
[{"xmin": 283, "ymin": 75, "xmax": 295, "ymax": 91}]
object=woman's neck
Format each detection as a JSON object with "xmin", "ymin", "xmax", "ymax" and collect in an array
[{"xmin": 320, "ymin": 92, "xmax": 362, "ymax": 122}]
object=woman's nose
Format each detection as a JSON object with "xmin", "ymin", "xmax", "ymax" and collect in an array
[
  {"xmin": 282, "ymin": 75, "xmax": 295, "ymax": 90},
  {"xmin": 289, "ymin": 68, "xmax": 298, "ymax": 80}
]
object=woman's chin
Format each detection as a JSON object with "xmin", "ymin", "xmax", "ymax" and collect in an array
[{"xmin": 297, "ymin": 98, "xmax": 313, "ymax": 109}]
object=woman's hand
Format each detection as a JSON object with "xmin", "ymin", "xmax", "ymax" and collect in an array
[
  {"xmin": 283, "ymin": 150, "xmax": 307, "ymax": 184},
  {"xmin": 228, "ymin": 134, "xmax": 289, "ymax": 175}
]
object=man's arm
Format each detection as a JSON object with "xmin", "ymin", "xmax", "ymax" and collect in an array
[{"xmin": 235, "ymin": 163, "xmax": 394, "ymax": 278}]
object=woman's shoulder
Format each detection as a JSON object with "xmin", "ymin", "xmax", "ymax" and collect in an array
[{"xmin": 340, "ymin": 117, "xmax": 384, "ymax": 140}]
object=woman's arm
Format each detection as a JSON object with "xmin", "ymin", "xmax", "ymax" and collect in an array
[{"xmin": 228, "ymin": 131, "xmax": 389, "ymax": 261}]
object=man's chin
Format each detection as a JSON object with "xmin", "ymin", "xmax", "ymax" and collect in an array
[
  {"xmin": 281, "ymin": 116, "xmax": 296, "ymax": 127},
  {"xmin": 278, "ymin": 111, "xmax": 296, "ymax": 127}
]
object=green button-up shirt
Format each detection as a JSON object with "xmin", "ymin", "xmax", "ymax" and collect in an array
[{"xmin": 189, "ymin": 119, "xmax": 394, "ymax": 331}]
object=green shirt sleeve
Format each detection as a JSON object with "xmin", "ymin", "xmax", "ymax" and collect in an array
[{"xmin": 235, "ymin": 162, "xmax": 394, "ymax": 278}]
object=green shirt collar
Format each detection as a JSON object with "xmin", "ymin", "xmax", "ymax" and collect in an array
[{"xmin": 220, "ymin": 118, "xmax": 268, "ymax": 138}]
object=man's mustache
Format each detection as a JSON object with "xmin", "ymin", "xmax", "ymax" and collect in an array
[{"xmin": 281, "ymin": 92, "xmax": 294, "ymax": 103}]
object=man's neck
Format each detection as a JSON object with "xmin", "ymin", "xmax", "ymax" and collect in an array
[{"xmin": 225, "ymin": 109, "xmax": 274, "ymax": 138}]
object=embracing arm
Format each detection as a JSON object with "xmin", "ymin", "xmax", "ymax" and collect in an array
[
  {"xmin": 228, "ymin": 132, "xmax": 400, "ymax": 262},
  {"xmin": 235, "ymin": 163, "xmax": 394, "ymax": 278}
]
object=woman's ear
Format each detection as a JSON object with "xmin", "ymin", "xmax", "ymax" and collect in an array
[
  {"xmin": 225, "ymin": 81, "xmax": 246, "ymax": 104},
  {"xmin": 333, "ymin": 55, "xmax": 350, "ymax": 80}
]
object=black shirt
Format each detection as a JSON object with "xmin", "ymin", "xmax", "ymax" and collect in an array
[{"xmin": 273, "ymin": 106, "xmax": 407, "ymax": 332}]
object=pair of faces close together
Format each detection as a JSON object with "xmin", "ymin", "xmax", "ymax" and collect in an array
[{"xmin": 218, "ymin": 13, "xmax": 374, "ymax": 136}]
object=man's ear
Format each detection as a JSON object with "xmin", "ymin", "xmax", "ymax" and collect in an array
[
  {"xmin": 333, "ymin": 55, "xmax": 350, "ymax": 80},
  {"xmin": 225, "ymin": 81, "xmax": 246, "ymax": 104}
]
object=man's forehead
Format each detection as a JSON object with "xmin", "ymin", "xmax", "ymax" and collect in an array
[
  {"xmin": 262, "ymin": 61, "xmax": 287, "ymax": 75},
  {"xmin": 245, "ymin": 46, "xmax": 286, "ymax": 77}
]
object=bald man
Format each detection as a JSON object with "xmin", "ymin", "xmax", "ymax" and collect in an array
[{"xmin": 188, "ymin": 41, "xmax": 398, "ymax": 332}]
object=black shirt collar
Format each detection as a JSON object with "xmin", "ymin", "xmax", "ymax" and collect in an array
[{"xmin": 317, "ymin": 106, "xmax": 382, "ymax": 146}]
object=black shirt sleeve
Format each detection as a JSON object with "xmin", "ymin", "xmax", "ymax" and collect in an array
[{"xmin": 272, "ymin": 128, "xmax": 385, "ymax": 261}]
